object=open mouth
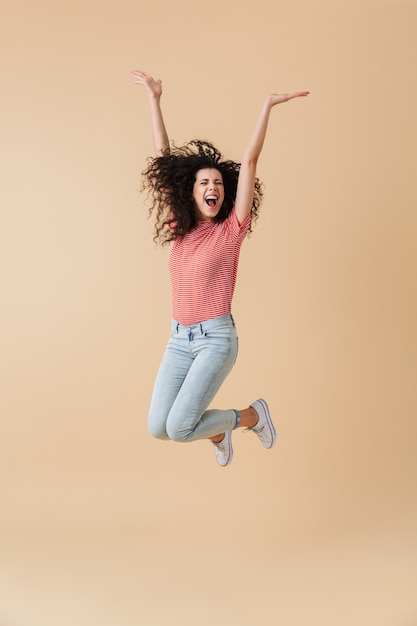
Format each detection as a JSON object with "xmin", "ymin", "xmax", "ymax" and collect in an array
[{"xmin": 205, "ymin": 196, "xmax": 217, "ymax": 208}]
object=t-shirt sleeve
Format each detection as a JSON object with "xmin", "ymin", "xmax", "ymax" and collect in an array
[{"xmin": 226, "ymin": 206, "xmax": 251, "ymax": 242}]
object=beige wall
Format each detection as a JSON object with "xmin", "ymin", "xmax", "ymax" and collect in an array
[{"xmin": 1, "ymin": 1, "xmax": 416, "ymax": 624}]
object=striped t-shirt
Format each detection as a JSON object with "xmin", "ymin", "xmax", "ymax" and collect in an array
[{"xmin": 169, "ymin": 208, "xmax": 251, "ymax": 325}]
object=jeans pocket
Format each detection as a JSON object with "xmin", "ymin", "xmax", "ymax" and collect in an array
[
  {"xmin": 205, "ymin": 326, "xmax": 236, "ymax": 340},
  {"xmin": 204, "ymin": 328, "xmax": 238, "ymax": 361}
]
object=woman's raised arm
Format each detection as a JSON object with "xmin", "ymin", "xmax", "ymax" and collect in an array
[
  {"xmin": 234, "ymin": 91, "xmax": 309, "ymax": 225},
  {"xmin": 131, "ymin": 70, "xmax": 170, "ymax": 157}
]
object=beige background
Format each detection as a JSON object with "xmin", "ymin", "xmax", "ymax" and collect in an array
[{"xmin": 1, "ymin": 0, "xmax": 416, "ymax": 624}]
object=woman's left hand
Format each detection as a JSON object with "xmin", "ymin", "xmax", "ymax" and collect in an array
[{"xmin": 268, "ymin": 91, "xmax": 310, "ymax": 105}]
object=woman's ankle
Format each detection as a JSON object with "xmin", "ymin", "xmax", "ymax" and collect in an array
[
  {"xmin": 238, "ymin": 407, "xmax": 258, "ymax": 429},
  {"xmin": 209, "ymin": 433, "xmax": 225, "ymax": 443}
]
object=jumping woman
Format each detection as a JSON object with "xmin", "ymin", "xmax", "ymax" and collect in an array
[{"xmin": 131, "ymin": 69, "xmax": 309, "ymax": 467}]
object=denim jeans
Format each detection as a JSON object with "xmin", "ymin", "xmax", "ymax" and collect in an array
[{"xmin": 148, "ymin": 314, "xmax": 239, "ymax": 442}]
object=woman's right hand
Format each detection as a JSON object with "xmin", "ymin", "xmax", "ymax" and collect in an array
[
  {"xmin": 131, "ymin": 70, "xmax": 162, "ymax": 99},
  {"xmin": 131, "ymin": 70, "xmax": 170, "ymax": 156}
]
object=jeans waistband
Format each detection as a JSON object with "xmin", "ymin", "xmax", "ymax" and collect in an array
[{"xmin": 171, "ymin": 314, "xmax": 235, "ymax": 335}]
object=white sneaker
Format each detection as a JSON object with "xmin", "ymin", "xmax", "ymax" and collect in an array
[
  {"xmin": 212, "ymin": 431, "xmax": 233, "ymax": 467},
  {"xmin": 248, "ymin": 399, "xmax": 276, "ymax": 449}
]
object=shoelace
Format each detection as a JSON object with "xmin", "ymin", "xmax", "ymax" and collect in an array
[
  {"xmin": 243, "ymin": 425, "xmax": 264, "ymax": 433},
  {"xmin": 213, "ymin": 439, "xmax": 227, "ymax": 450}
]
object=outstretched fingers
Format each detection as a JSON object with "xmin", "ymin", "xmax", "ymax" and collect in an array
[
  {"xmin": 269, "ymin": 91, "xmax": 310, "ymax": 105},
  {"xmin": 130, "ymin": 69, "xmax": 150, "ymax": 84},
  {"xmin": 287, "ymin": 91, "xmax": 310, "ymax": 99},
  {"xmin": 130, "ymin": 69, "xmax": 162, "ymax": 98}
]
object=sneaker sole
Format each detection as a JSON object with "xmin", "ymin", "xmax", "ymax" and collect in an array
[
  {"xmin": 254, "ymin": 399, "xmax": 277, "ymax": 449},
  {"xmin": 215, "ymin": 432, "xmax": 233, "ymax": 467}
]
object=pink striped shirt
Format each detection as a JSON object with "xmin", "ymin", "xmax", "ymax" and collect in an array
[{"xmin": 169, "ymin": 208, "xmax": 250, "ymax": 325}]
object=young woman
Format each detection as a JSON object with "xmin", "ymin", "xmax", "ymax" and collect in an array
[{"xmin": 131, "ymin": 69, "xmax": 309, "ymax": 467}]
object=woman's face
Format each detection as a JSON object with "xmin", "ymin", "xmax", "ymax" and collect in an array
[{"xmin": 192, "ymin": 168, "xmax": 225, "ymax": 222}]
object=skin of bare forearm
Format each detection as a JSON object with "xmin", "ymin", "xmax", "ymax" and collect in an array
[
  {"xmin": 148, "ymin": 96, "xmax": 170, "ymax": 156},
  {"xmin": 242, "ymin": 97, "xmax": 274, "ymax": 166}
]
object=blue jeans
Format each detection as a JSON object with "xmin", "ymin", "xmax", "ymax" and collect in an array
[{"xmin": 148, "ymin": 314, "xmax": 239, "ymax": 442}]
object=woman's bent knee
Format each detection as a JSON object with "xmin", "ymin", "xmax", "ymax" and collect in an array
[
  {"xmin": 148, "ymin": 421, "xmax": 170, "ymax": 440},
  {"xmin": 166, "ymin": 423, "xmax": 193, "ymax": 442}
]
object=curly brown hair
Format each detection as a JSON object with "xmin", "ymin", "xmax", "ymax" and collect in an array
[{"xmin": 141, "ymin": 140, "xmax": 263, "ymax": 244}]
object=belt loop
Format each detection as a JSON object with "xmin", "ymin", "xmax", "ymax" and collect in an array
[
  {"xmin": 199, "ymin": 323, "xmax": 203, "ymax": 335},
  {"xmin": 176, "ymin": 323, "xmax": 179, "ymax": 334},
  {"xmin": 230, "ymin": 314, "xmax": 235, "ymax": 327}
]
